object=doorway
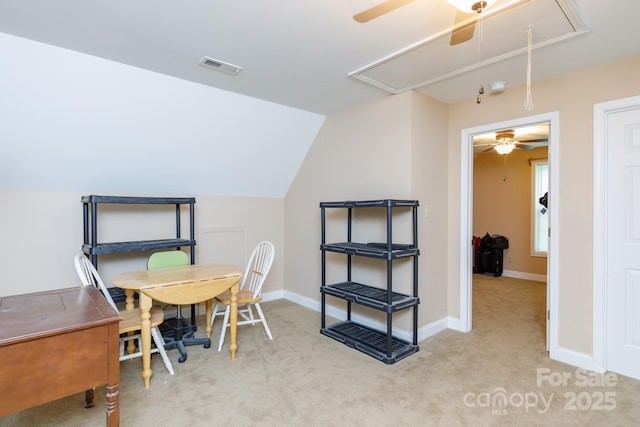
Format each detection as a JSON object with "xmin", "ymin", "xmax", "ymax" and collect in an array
[
  {"xmin": 472, "ymin": 123, "xmax": 549, "ymax": 280},
  {"xmin": 472, "ymin": 123, "xmax": 549, "ymax": 348},
  {"xmin": 458, "ymin": 112, "xmax": 560, "ymax": 358}
]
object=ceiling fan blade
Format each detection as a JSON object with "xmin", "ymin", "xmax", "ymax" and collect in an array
[
  {"xmin": 516, "ymin": 138, "xmax": 548, "ymax": 143},
  {"xmin": 353, "ymin": 0, "xmax": 415, "ymax": 23},
  {"xmin": 514, "ymin": 144, "xmax": 538, "ymax": 150},
  {"xmin": 449, "ymin": 10, "xmax": 476, "ymax": 45}
]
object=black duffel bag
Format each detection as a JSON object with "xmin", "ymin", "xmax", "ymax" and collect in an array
[{"xmin": 479, "ymin": 232, "xmax": 509, "ymax": 250}]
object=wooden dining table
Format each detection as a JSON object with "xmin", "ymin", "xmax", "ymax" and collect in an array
[{"xmin": 112, "ymin": 263, "xmax": 242, "ymax": 388}]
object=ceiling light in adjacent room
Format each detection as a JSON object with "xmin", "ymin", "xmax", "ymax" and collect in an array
[
  {"xmin": 494, "ymin": 129, "xmax": 516, "ymax": 154},
  {"xmin": 494, "ymin": 142, "xmax": 516, "ymax": 155}
]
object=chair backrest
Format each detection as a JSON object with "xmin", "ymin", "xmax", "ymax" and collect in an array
[
  {"xmin": 74, "ymin": 252, "xmax": 118, "ymax": 311},
  {"xmin": 147, "ymin": 250, "xmax": 190, "ymax": 270},
  {"xmin": 241, "ymin": 241, "xmax": 275, "ymax": 298}
]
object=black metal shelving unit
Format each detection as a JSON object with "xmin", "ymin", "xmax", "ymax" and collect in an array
[
  {"xmin": 82, "ymin": 195, "xmax": 196, "ymax": 265},
  {"xmin": 81, "ymin": 195, "xmax": 196, "ymax": 320},
  {"xmin": 320, "ymin": 199, "xmax": 420, "ymax": 364}
]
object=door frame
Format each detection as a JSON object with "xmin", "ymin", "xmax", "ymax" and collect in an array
[
  {"xmin": 593, "ymin": 95, "xmax": 640, "ymax": 373},
  {"xmin": 458, "ymin": 111, "xmax": 560, "ymax": 357}
]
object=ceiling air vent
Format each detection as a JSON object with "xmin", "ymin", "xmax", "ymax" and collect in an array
[{"xmin": 199, "ymin": 56, "xmax": 242, "ymax": 75}]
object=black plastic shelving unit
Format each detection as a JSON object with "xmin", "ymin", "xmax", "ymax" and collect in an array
[
  {"xmin": 82, "ymin": 195, "xmax": 196, "ymax": 264},
  {"xmin": 81, "ymin": 195, "xmax": 196, "ymax": 312},
  {"xmin": 320, "ymin": 199, "xmax": 420, "ymax": 364}
]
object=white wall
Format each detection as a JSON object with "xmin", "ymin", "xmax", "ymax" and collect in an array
[
  {"xmin": 0, "ymin": 32, "xmax": 324, "ymax": 198},
  {"xmin": 0, "ymin": 189, "xmax": 285, "ymax": 298},
  {"xmin": 284, "ymin": 91, "xmax": 450, "ymax": 338},
  {"xmin": 0, "ymin": 33, "xmax": 315, "ymax": 297}
]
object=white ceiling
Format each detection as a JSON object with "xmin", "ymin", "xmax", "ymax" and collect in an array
[{"xmin": 0, "ymin": 0, "xmax": 638, "ymax": 115}]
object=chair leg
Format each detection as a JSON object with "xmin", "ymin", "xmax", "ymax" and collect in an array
[
  {"xmin": 217, "ymin": 305, "xmax": 231, "ymax": 351},
  {"xmin": 247, "ymin": 304, "xmax": 256, "ymax": 324},
  {"xmin": 211, "ymin": 301, "xmax": 220, "ymax": 328},
  {"xmin": 254, "ymin": 303, "xmax": 273, "ymax": 340},
  {"xmin": 152, "ymin": 327, "xmax": 174, "ymax": 375}
]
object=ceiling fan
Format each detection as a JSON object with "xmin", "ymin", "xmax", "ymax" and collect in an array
[
  {"xmin": 474, "ymin": 129, "xmax": 548, "ymax": 154},
  {"xmin": 353, "ymin": 0, "xmax": 495, "ymax": 46}
]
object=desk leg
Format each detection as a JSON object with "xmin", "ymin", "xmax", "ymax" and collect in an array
[
  {"xmin": 229, "ymin": 282, "xmax": 238, "ymax": 359},
  {"xmin": 125, "ymin": 289, "xmax": 136, "ymax": 355},
  {"xmin": 139, "ymin": 293, "xmax": 153, "ymax": 389},
  {"xmin": 106, "ymin": 322, "xmax": 120, "ymax": 426}
]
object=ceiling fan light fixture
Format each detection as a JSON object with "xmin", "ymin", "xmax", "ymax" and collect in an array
[
  {"xmin": 495, "ymin": 130, "xmax": 515, "ymax": 142},
  {"xmin": 446, "ymin": 0, "xmax": 495, "ymax": 13},
  {"xmin": 495, "ymin": 142, "xmax": 516, "ymax": 155}
]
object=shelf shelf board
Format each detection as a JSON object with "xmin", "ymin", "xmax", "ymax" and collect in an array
[
  {"xmin": 321, "ymin": 321, "xmax": 419, "ymax": 364},
  {"xmin": 82, "ymin": 195, "xmax": 195, "ymax": 205},
  {"xmin": 320, "ymin": 199, "xmax": 419, "ymax": 208},
  {"xmin": 321, "ymin": 242, "xmax": 419, "ymax": 259},
  {"xmin": 82, "ymin": 239, "xmax": 195, "ymax": 255},
  {"xmin": 321, "ymin": 282, "xmax": 419, "ymax": 312}
]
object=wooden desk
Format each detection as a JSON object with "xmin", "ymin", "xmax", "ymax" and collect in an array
[
  {"xmin": 0, "ymin": 286, "xmax": 121, "ymax": 426},
  {"xmin": 112, "ymin": 263, "xmax": 242, "ymax": 388}
]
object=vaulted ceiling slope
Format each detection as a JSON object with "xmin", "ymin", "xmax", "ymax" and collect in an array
[
  {"xmin": 1, "ymin": 1, "xmax": 639, "ymax": 115},
  {"xmin": 0, "ymin": 33, "xmax": 324, "ymax": 198}
]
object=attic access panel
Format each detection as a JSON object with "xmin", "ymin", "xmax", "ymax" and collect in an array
[{"xmin": 349, "ymin": 0, "xmax": 588, "ymax": 93}]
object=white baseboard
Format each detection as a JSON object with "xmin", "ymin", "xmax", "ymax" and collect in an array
[
  {"xmin": 282, "ymin": 290, "xmax": 447, "ymax": 343},
  {"xmin": 262, "ymin": 290, "xmax": 285, "ymax": 302},
  {"xmin": 446, "ymin": 316, "xmax": 465, "ymax": 332},
  {"xmin": 417, "ymin": 317, "xmax": 449, "ymax": 342},
  {"xmin": 283, "ymin": 290, "xmax": 320, "ymax": 311},
  {"xmin": 502, "ymin": 270, "xmax": 547, "ymax": 283},
  {"xmin": 553, "ymin": 346, "xmax": 601, "ymax": 372}
]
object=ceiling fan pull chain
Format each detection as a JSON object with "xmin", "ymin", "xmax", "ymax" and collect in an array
[
  {"xmin": 524, "ymin": 24, "xmax": 534, "ymax": 110},
  {"xmin": 476, "ymin": 4, "xmax": 486, "ymax": 104},
  {"xmin": 503, "ymin": 153, "xmax": 509, "ymax": 181}
]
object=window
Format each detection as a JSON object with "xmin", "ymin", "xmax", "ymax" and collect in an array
[{"xmin": 532, "ymin": 159, "xmax": 548, "ymax": 256}]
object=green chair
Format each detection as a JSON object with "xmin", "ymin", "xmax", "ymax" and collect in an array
[
  {"xmin": 147, "ymin": 250, "xmax": 190, "ymax": 270},
  {"xmin": 147, "ymin": 250, "xmax": 211, "ymax": 363}
]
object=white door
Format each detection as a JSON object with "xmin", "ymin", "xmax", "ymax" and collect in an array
[{"xmin": 605, "ymin": 104, "xmax": 640, "ymax": 380}]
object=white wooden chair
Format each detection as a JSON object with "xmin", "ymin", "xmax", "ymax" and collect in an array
[
  {"xmin": 211, "ymin": 241, "xmax": 275, "ymax": 351},
  {"xmin": 74, "ymin": 252, "xmax": 174, "ymax": 375}
]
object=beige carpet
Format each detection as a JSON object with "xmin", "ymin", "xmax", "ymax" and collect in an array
[{"xmin": 2, "ymin": 275, "xmax": 639, "ymax": 426}]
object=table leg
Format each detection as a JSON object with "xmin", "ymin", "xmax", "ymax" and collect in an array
[
  {"xmin": 205, "ymin": 299, "xmax": 213, "ymax": 338},
  {"xmin": 229, "ymin": 282, "xmax": 238, "ymax": 359},
  {"xmin": 139, "ymin": 293, "xmax": 152, "ymax": 389},
  {"xmin": 125, "ymin": 289, "xmax": 136, "ymax": 355}
]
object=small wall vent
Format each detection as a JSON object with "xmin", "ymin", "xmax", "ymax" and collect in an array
[{"xmin": 199, "ymin": 56, "xmax": 242, "ymax": 75}]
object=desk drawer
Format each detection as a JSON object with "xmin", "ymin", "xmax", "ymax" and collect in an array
[{"xmin": 0, "ymin": 326, "xmax": 109, "ymax": 416}]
